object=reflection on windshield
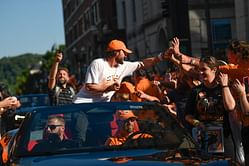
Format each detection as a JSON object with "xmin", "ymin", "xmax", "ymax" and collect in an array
[{"xmin": 16, "ymin": 104, "xmax": 196, "ymax": 156}]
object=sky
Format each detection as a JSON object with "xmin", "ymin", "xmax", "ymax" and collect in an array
[{"xmin": 0, "ymin": 0, "xmax": 65, "ymax": 58}]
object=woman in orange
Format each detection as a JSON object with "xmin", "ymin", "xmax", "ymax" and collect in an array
[
  {"xmin": 225, "ymin": 40, "xmax": 249, "ymax": 166},
  {"xmin": 233, "ymin": 79, "xmax": 249, "ymax": 165},
  {"xmin": 219, "ymin": 40, "xmax": 249, "ymax": 82},
  {"xmin": 222, "ymin": 40, "xmax": 249, "ymax": 165}
]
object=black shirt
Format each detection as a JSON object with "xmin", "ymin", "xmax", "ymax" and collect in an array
[
  {"xmin": 48, "ymin": 85, "xmax": 75, "ymax": 105},
  {"xmin": 185, "ymin": 83, "xmax": 231, "ymax": 137}
]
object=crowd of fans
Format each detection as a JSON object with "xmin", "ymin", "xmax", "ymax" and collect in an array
[{"xmin": 1, "ymin": 37, "xmax": 249, "ymax": 165}]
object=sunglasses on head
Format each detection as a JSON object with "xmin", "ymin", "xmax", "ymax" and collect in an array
[{"xmin": 46, "ymin": 124, "xmax": 63, "ymax": 130}]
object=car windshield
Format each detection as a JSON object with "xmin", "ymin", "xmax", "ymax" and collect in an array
[{"xmin": 14, "ymin": 103, "xmax": 196, "ymax": 157}]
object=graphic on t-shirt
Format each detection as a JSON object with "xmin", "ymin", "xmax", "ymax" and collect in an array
[
  {"xmin": 106, "ymin": 75, "xmax": 120, "ymax": 81},
  {"xmin": 196, "ymin": 91, "xmax": 224, "ymax": 116}
]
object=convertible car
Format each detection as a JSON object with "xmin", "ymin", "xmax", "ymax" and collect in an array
[{"xmin": 0, "ymin": 102, "xmax": 238, "ymax": 165}]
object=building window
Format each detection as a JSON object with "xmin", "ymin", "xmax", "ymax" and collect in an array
[
  {"xmin": 92, "ymin": 2, "xmax": 99, "ymax": 24},
  {"xmin": 78, "ymin": 18, "xmax": 83, "ymax": 35},
  {"xmin": 73, "ymin": 24, "xmax": 77, "ymax": 40},
  {"xmin": 211, "ymin": 19, "xmax": 231, "ymax": 53},
  {"xmin": 81, "ymin": 16, "xmax": 85, "ymax": 33},
  {"xmin": 122, "ymin": 1, "xmax": 127, "ymax": 27},
  {"xmin": 69, "ymin": 29, "xmax": 73, "ymax": 43},
  {"xmin": 84, "ymin": 10, "xmax": 91, "ymax": 30},
  {"xmin": 132, "ymin": 0, "xmax": 136, "ymax": 22},
  {"xmin": 65, "ymin": 32, "xmax": 69, "ymax": 45},
  {"xmin": 90, "ymin": 9, "xmax": 95, "ymax": 26}
]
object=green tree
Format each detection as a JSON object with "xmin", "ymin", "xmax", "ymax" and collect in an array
[{"xmin": 0, "ymin": 44, "xmax": 65, "ymax": 95}]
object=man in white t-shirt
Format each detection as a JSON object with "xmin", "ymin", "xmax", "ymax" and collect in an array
[{"xmin": 73, "ymin": 39, "xmax": 167, "ymax": 103}]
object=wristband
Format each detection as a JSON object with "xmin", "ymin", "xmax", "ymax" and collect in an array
[{"xmin": 221, "ymin": 85, "xmax": 229, "ymax": 89}]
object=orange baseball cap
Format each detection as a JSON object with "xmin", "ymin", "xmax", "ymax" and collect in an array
[
  {"xmin": 116, "ymin": 82, "xmax": 135, "ymax": 94},
  {"xmin": 106, "ymin": 39, "xmax": 132, "ymax": 54},
  {"xmin": 116, "ymin": 110, "xmax": 137, "ymax": 120}
]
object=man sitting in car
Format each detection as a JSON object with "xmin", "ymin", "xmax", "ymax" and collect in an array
[
  {"xmin": 105, "ymin": 110, "xmax": 152, "ymax": 146},
  {"xmin": 31, "ymin": 115, "xmax": 76, "ymax": 152},
  {"xmin": 43, "ymin": 115, "xmax": 67, "ymax": 141}
]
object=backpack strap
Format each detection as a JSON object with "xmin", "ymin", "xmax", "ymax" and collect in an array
[
  {"xmin": 54, "ymin": 86, "xmax": 61, "ymax": 105},
  {"xmin": 54, "ymin": 85, "xmax": 75, "ymax": 105},
  {"xmin": 69, "ymin": 86, "xmax": 75, "ymax": 97}
]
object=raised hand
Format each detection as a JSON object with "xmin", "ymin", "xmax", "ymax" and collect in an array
[
  {"xmin": 55, "ymin": 51, "xmax": 63, "ymax": 63},
  {"xmin": 233, "ymin": 79, "xmax": 246, "ymax": 96},
  {"xmin": 171, "ymin": 37, "xmax": 180, "ymax": 56},
  {"xmin": 218, "ymin": 72, "xmax": 229, "ymax": 87}
]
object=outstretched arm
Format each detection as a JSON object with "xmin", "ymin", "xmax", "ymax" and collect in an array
[
  {"xmin": 171, "ymin": 37, "xmax": 200, "ymax": 66},
  {"xmin": 136, "ymin": 89, "xmax": 160, "ymax": 103},
  {"xmin": 48, "ymin": 52, "xmax": 63, "ymax": 90},
  {"xmin": 140, "ymin": 54, "xmax": 162, "ymax": 69}
]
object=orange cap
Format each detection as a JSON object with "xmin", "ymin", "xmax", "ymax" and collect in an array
[
  {"xmin": 106, "ymin": 40, "xmax": 132, "ymax": 54},
  {"xmin": 116, "ymin": 82, "xmax": 135, "ymax": 94},
  {"xmin": 112, "ymin": 82, "xmax": 136, "ymax": 101},
  {"xmin": 116, "ymin": 110, "xmax": 137, "ymax": 120}
]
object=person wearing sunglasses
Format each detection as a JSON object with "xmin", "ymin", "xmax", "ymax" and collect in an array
[
  {"xmin": 32, "ymin": 116, "xmax": 76, "ymax": 152},
  {"xmin": 43, "ymin": 116, "xmax": 66, "ymax": 142},
  {"xmin": 105, "ymin": 110, "xmax": 152, "ymax": 146}
]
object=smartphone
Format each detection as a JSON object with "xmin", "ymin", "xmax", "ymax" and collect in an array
[{"xmin": 243, "ymin": 76, "xmax": 249, "ymax": 94}]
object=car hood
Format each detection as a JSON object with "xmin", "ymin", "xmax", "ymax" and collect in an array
[{"xmin": 14, "ymin": 149, "xmax": 232, "ymax": 166}]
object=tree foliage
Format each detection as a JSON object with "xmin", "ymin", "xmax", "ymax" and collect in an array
[{"xmin": 0, "ymin": 44, "xmax": 65, "ymax": 95}]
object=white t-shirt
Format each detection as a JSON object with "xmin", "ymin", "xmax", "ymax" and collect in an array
[{"xmin": 73, "ymin": 58, "xmax": 142, "ymax": 103}]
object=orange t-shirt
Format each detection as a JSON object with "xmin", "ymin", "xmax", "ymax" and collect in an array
[{"xmin": 105, "ymin": 133, "xmax": 153, "ymax": 146}]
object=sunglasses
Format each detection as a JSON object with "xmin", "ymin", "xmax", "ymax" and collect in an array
[
  {"xmin": 126, "ymin": 118, "xmax": 136, "ymax": 122},
  {"xmin": 46, "ymin": 124, "xmax": 63, "ymax": 130},
  {"xmin": 117, "ymin": 118, "xmax": 136, "ymax": 126}
]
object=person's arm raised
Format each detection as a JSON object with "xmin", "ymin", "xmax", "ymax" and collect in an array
[
  {"xmin": 48, "ymin": 52, "xmax": 63, "ymax": 90},
  {"xmin": 171, "ymin": 37, "xmax": 200, "ymax": 67}
]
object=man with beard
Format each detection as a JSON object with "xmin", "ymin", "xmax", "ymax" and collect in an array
[
  {"xmin": 32, "ymin": 115, "xmax": 77, "ymax": 152},
  {"xmin": 73, "ymin": 39, "xmax": 168, "ymax": 103},
  {"xmin": 48, "ymin": 51, "xmax": 76, "ymax": 105}
]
